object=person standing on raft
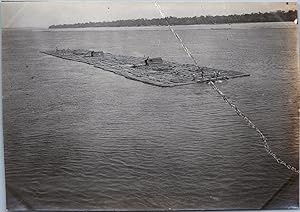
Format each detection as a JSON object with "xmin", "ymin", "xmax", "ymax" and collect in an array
[
  {"xmin": 145, "ymin": 56, "xmax": 149, "ymax": 66},
  {"xmin": 197, "ymin": 66, "xmax": 204, "ymax": 78}
]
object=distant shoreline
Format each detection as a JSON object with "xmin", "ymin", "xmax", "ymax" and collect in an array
[
  {"xmin": 2, "ymin": 21, "xmax": 296, "ymax": 31},
  {"xmin": 49, "ymin": 10, "xmax": 297, "ymax": 29},
  {"xmin": 48, "ymin": 21, "xmax": 295, "ymax": 29}
]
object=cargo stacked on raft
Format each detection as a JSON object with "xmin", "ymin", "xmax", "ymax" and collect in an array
[{"xmin": 41, "ymin": 49, "xmax": 250, "ymax": 87}]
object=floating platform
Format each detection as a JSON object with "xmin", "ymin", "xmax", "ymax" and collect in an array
[{"xmin": 41, "ymin": 49, "xmax": 250, "ymax": 87}]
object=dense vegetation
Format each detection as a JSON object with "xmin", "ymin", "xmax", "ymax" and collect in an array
[{"xmin": 49, "ymin": 10, "xmax": 297, "ymax": 29}]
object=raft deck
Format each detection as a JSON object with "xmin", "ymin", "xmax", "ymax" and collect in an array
[{"xmin": 41, "ymin": 49, "xmax": 250, "ymax": 87}]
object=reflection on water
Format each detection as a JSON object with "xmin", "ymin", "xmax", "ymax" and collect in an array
[{"xmin": 2, "ymin": 22, "xmax": 299, "ymax": 210}]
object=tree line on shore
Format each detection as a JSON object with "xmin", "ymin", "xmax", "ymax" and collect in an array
[{"xmin": 49, "ymin": 10, "xmax": 297, "ymax": 29}]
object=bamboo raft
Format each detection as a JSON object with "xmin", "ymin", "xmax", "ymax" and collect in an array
[{"xmin": 41, "ymin": 49, "xmax": 250, "ymax": 87}]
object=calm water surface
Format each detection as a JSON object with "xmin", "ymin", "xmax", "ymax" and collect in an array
[{"xmin": 2, "ymin": 22, "xmax": 299, "ymax": 210}]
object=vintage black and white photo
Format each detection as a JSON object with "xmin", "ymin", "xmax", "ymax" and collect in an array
[{"xmin": 2, "ymin": 1, "xmax": 299, "ymax": 210}]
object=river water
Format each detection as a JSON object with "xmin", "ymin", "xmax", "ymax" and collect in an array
[{"xmin": 2, "ymin": 22, "xmax": 299, "ymax": 210}]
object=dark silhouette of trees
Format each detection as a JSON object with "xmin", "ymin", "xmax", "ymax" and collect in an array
[{"xmin": 49, "ymin": 10, "xmax": 297, "ymax": 29}]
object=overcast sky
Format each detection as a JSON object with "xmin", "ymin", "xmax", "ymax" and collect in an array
[{"xmin": 2, "ymin": 1, "xmax": 297, "ymax": 28}]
